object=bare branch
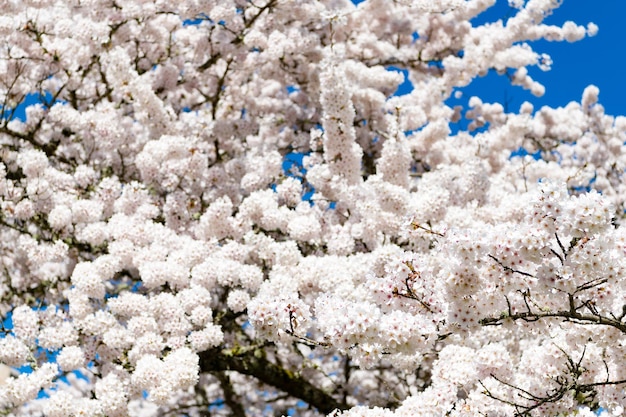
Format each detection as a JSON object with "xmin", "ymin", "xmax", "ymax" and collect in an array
[{"xmin": 488, "ymin": 255, "xmax": 535, "ymax": 278}]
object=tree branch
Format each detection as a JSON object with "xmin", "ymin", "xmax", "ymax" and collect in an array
[
  {"xmin": 480, "ymin": 302, "xmax": 626, "ymax": 333},
  {"xmin": 215, "ymin": 371, "xmax": 246, "ymax": 417},
  {"xmin": 199, "ymin": 347, "xmax": 349, "ymax": 415},
  {"xmin": 488, "ymin": 254, "xmax": 535, "ymax": 278}
]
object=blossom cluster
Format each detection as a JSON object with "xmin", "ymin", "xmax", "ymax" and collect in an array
[{"xmin": 0, "ymin": 0, "xmax": 624, "ymax": 416}]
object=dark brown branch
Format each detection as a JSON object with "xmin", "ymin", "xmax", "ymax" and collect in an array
[
  {"xmin": 486, "ymin": 372, "xmax": 571, "ymax": 416},
  {"xmin": 199, "ymin": 347, "xmax": 349, "ymax": 415},
  {"xmin": 215, "ymin": 371, "xmax": 246, "ymax": 417},
  {"xmin": 488, "ymin": 255, "xmax": 535, "ymax": 278},
  {"xmin": 481, "ymin": 343, "xmax": 626, "ymax": 416},
  {"xmin": 554, "ymin": 232, "xmax": 567, "ymax": 261},
  {"xmin": 388, "ymin": 261, "xmax": 434, "ymax": 312},
  {"xmin": 410, "ymin": 221, "xmax": 445, "ymax": 237},
  {"xmin": 285, "ymin": 311, "xmax": 331, "ymax": 348},
  {"xmin": 198, "ymin": 0, "xmax": 277, "ymax": 71},
  {"xmin": 550, "ymin": 248, "xmax": 564, "ymax": 266},
  {"xmin": 198, "ymin": 52, "xmax": 221, "ymax": 72},
  {"xmin": 480, "ymin": 302, "xmax": 626, "ymax": 334},
  {"xmin": 575, "ymin": 277, "xmax": 608, "ymax": 293}
]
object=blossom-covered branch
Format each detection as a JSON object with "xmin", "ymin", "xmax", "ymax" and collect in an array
[{"xmin": 1, "ymin": 0, "xmax": 625, "ymax": 416}]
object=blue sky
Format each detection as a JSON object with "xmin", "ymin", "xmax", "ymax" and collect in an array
[{"xmin": 449, "ymin": 1, "xmax": 626, "ymax": 117}]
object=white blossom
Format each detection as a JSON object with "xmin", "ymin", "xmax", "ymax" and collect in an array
[
  {"xmin": 0, "ymin": 1, "xmax": 622, "ymax": 416},
  {"xmin": 56, "ymin": 346, "xmax": 85, "ymax": 372}
]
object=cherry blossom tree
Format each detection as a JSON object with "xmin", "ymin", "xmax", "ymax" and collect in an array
[{"xmin": 0, "ymin": 0, "xmax": 624, "ymax": 415}]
